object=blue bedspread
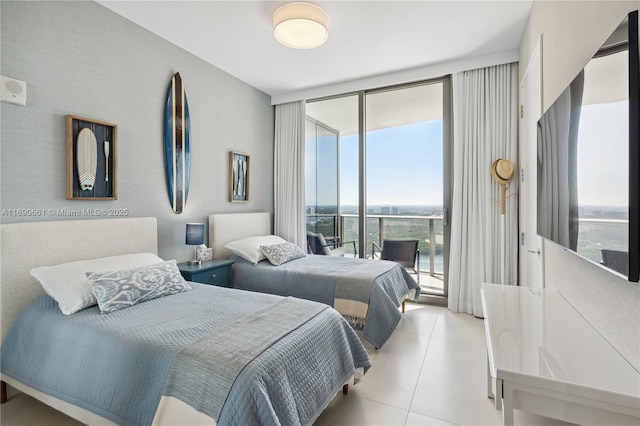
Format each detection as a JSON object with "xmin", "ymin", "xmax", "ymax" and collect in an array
[
  {"xmin": 232, "ymin": 255, "xmax": 421, "ymax": 348},
  {"xmin": 1, "ymin": 284, "xmax": 370, "ymax": 425}
]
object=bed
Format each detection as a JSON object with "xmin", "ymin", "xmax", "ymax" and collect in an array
[
  {"xmin": 208, "ymin": 212, "xmax": 421, "ymax": 349},
  {"xmin": 0, "ymin": 217, "xmax": 371, "ymax": 426}
]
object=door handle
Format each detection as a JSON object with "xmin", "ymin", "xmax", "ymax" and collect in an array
[
  {"xmin": 528, "ymin": 249, "xmax": 541, "ymax": 256},
  {"xmin": 443, "ymin": 208, "xmax": 449, "ymax": 227}
]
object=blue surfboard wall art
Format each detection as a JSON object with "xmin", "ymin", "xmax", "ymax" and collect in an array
[{"xmin": 164, "ymin": 72, "xmax": 191, "ymax": 214}]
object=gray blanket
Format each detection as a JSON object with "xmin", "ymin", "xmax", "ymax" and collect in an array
[
  {"xmin": 1, "ymin": 284, "xmax": 370, "ymax": 425},
  {"xmin": 164, "ymin": 297, "xmax": 327, "ymax": 421},
  {"xmin": 233, "ymin": 255, "xmax": 420, "ymax": 348},
  {"xmin": 335, "ymin": 258, "xmax": 398, "ymax": 327}
]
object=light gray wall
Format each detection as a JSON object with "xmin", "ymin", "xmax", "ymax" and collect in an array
[
  {"xmin": 519, "ymin": 1, "xmax": 639, "ymax": 370},
  {"xmin": 0, "ymin": 1, "xmax": 274, "ymax": 262},
  {"xmin": 520, "ymin": 1, "xmax": 638, "ymax": 111},
  {"xmin": 544, "ymin": 240, "xmax": 639, "ymax": 371}
]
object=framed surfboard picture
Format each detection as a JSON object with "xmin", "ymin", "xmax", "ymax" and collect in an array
[
  {"xmin": 229, "ymin": 151, "xmax": 250, "ymax": 202},
  {"xmin": 66, "ymin": 115, "xmax": 117, "ymax": 200}
]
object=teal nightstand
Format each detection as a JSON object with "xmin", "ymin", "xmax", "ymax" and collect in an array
[{"xmin": 178, "ymin": 259, "xmax": 235, "ymax": 288}]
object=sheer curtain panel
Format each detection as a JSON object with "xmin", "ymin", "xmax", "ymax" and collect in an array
[
  {"xmin": 448, "ymin": 63, "xmax": 519, "ymax": 316},
  {"xmin": 274, "ymin": 100, "xmax": 306, "ymax": 248}
]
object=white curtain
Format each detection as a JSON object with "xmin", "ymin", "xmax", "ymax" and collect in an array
[
  {"xmin": 448, "ymin": 63, "xmax": 519, "ymax": 316},
  {"xmin": 274, "ymin": 100, "xmax": 306, "ymax": 248}
]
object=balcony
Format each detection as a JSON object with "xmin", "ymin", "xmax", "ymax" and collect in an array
[{"xmin": 306, "ymin": 212, "xmax": 445, "ymax": 295}]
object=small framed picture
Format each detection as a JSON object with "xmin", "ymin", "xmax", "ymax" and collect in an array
[
  {"xmin": 229, "ymin": 151, "xmax": 250, "ymax": 202},
  {"xmin": 66, "ymin": 115, "xmax": 117, "ymax": 200}
]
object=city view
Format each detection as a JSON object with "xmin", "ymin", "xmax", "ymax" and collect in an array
[
  {"xmin": 308, "ymin": 203, "xmax": 628, "ymax": 274},
  {"xmin": 307, "ymin": 204, "xmax": 445, "ymax": 273}
]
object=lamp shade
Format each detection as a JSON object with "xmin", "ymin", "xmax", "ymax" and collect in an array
[
  {"xmin": 273, "ymin": 2, "xmax": 328, "ymax": 49},
  {"xmin": 185, "ymin": 223, "xmax": 205, "ymax": 246}
]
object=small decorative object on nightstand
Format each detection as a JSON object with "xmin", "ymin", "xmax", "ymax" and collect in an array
[
  {"xmin": 178, "ymin": 259, "xmax": 235, "ymax": 288},
  {"xmin": 185, "ymin": 223, "xmax": 205, "ymax": 265},
  {"xmin": 196, "ymin": 244, "xmax": 213, "ymax": 261}
]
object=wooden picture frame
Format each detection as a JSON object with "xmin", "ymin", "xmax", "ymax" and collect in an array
[
  {"xmin": 66, "ymin": 115, "xmax": 118, "ymax": 200},
  {"xmin": 229, "ymin": 151, "xmax": 250, "ymax": 202}
]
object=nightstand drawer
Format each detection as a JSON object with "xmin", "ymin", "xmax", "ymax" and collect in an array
[
  {"xmin": 190, "ymin": 267, "xmax": 229, "ymax": 286},
  {"xmin": 178, "ymin": 259, "xmax": 235, "ymax": 288}
]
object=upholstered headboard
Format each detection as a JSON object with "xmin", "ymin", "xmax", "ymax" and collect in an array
[
  {"xmin": 208, "ymin": 212, "xmax": 271, "ymax": 259},
  {"xmin": 0, "ymin": 217, "xmax": 158, "ymax": 340}
]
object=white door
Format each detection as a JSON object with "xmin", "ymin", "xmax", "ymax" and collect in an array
[{"xmin": 519, "ymin": 37, "xmax": 544, "ymax": 288}]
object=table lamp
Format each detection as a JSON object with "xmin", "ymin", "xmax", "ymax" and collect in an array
[{"xmin": 186, "ymin": 223, "xmax": 205, "ymax": 265}]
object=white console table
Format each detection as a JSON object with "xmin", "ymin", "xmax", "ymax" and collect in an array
[{"xmin": 481, "ymin": 283, "xmax": 640, "ymax": 425}]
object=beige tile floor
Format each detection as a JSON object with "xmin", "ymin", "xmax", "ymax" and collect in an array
[
  {"xmin": 0, "ymin": 302, "xmax": 571, "ymax": 426},
  {"xmin": 315, "ymin": 302, "xmax": 573, "ymax": 426}
]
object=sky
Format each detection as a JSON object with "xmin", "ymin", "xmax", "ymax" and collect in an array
[{"xmin": 340, "ymin": 120, "xmax": 443, "ymax": 207}]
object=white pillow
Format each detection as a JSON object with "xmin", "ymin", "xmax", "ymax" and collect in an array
[
  {"xmin": 225, "ymin": 235, "xmax": 286, "ymax": 264},
  {"xmin": 30, "ymin": 252, "xmax": 164, "ymax": 315}
]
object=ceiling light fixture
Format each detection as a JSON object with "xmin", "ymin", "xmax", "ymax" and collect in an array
[{"xmin": 273, "ymin": 2, "xmax": 328, "ymax": 49}]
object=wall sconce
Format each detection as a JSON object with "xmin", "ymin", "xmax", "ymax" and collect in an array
[
  {"xmin": 273, "ymin": 2, "xmax": 328, "ymax": 49},
  {"xmin": 185, "ymin": 223, "xmax": 205, "ymax": 265}
]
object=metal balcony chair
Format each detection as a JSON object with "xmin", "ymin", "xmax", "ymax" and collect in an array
[
  {"xmin": 372, "ymin": 238, "xmax": 420, "ymax": 285},
  {"xmin": 601, "ymin": 249, "xmax": 629, "ymax": 276},
  {"xmin": 307, "ymin": 231, "xmax": 357, "ymax": 257}
]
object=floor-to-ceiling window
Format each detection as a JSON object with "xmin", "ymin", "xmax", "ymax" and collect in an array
[
  {"xmin": 307, "ymin": 95, "xmax": 361, "ymax": 253},
  {"xmin": 305, "ymin": 117, "xmax": 340, "ymax": 238},
  {"xmin": 365, "ymin": 83, "xmax": 447, "ymax": 294},
  {"xmin": 305, "ymin": 78, "xmax": 451, "ymax": 297}
]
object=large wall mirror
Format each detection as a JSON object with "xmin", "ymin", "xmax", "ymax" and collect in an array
[{"xmin": 537, "ymin": 11, "xmax": 639, "ymax": 281}]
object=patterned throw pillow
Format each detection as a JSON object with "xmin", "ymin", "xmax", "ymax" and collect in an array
[
  {"xmin": 260, "ymin": 242, "xmax": 306, "ymax": 266},
  {"xmin": 87, "ymin": 260, "xmax": 191, "ymax": 314}
]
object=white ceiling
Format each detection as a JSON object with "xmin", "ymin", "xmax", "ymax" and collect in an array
[{"xmin": 98, "ymin": 1, "xmax": 532, "ymax": 103}]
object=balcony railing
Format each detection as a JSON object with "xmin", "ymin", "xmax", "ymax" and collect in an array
[{"xmin": 306, "ymin": 213, "xmax": 444, "ymax": 276}]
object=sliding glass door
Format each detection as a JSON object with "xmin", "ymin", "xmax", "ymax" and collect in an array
[
  {"xmin": 305, "ymin": 78, "xmax": 451, "ymax": 297},
  {"xmin": 365, "ymin": 82, "xmax": 448, "ymax": 295}
]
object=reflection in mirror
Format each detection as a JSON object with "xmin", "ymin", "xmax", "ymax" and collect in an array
[
  {"xmin": 576, "ymin": 19, "xmax": 629, "ymax": 273},
  {"xmin": 537, "ymin": 12, "xmax": 639, "ymax": 281}
]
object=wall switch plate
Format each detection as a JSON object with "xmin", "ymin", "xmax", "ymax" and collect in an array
[{"xmin": 1, "ymin": 76, "xmax": 27, "ymax": 106}]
